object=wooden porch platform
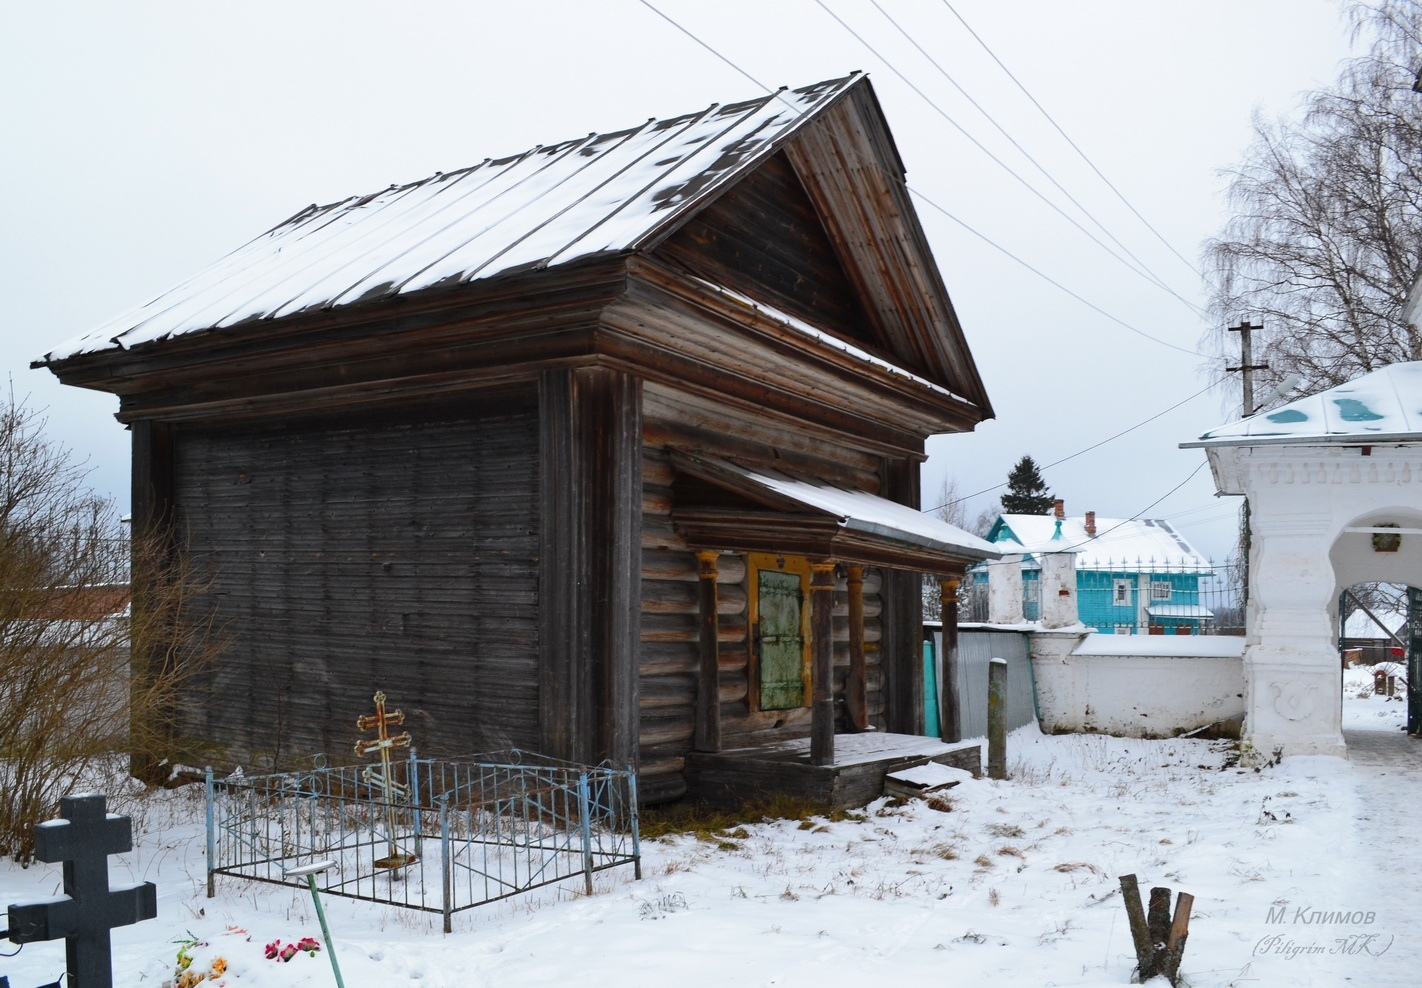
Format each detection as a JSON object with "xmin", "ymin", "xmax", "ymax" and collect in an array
[{"xmin": 683, "ymin": 733, "xmax": 982, "ymax": 812}]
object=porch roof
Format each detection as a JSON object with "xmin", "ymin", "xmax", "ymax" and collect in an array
[
  {"xmin": 1145, "ymin": 603, "xmax": 1214, "ymax": 619},
  {"xmin": 1184, "ymin": 361, "xmax": 1422, "ymax": 448},
  {"xmin": 668, "ymin": 451, "xmax": 1000, "ymax": 574}
]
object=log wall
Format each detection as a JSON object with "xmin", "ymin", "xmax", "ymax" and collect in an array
[
  {"xmin": 172, "ymin": 395, "xmax": 541, "ymax": 767},
  {"xmin": 639, "ymin": 390, "xmax": 889, "ymax": 803}
]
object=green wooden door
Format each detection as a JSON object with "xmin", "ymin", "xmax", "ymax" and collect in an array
[{"xmin": 759, "ymin": 568, "xmax": 806, "ymax": 710}]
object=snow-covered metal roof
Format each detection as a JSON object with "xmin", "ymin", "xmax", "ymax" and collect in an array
[
  {"xmin": 990, "ymin": 514, "xmax": 1213, "ymax": 573},
  {"xmin": 1184, "ymin": 361, "xmax": 1422, "ymax": 448},
  {"xmin": 1145, "ymin": 604, "xmax": 1214, "ymax": 619},
  {"xmin": 43, "ymin": 75, "xmax": 863, "ymax": 363},
  {"xmin": 1341, "ymin": 603, "xmax": 1406, "ymax": 640}
]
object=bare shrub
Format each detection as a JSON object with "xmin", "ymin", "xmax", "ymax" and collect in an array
[{"xmin": 0, "ymin": 399, "xmax": 222, "ymax": 861}]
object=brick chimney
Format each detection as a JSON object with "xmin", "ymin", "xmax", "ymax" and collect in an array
[
  {"xmin": 1053, "ymin": 498, "xmax": 1065, "ymax": 519},
  {"xmin": 1085, "ymin": 511, "xmax": 1096, "ymax": 536}
]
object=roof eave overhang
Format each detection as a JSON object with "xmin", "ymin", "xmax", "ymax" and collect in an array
[
  {"xmin": 622, "ymin": 260, "xmax": 986, "ymax": 435},
  {"xmin": 673, "ymin": 509, "xmax": 977, "ymax": 576},
  {"xmin": 669, "ymin": 450, "xmax": 999, "ymax": 574},
  {"xmin": 1181, "ymin": 433, "xmax": 1422, "ymax": 449}
]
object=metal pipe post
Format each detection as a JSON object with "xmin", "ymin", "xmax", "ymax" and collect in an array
[{"xmin": 283, "ymin": 861, "xmax": 344, "ymax": 988}]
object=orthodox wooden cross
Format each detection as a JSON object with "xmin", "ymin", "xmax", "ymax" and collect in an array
[
  {"xmin": 355, "ymin": 690, "xmax": 417, "ymax": 868},
  {"xmin": 7, "ymin": 793, "xmax": 157, "ymax": 988}
]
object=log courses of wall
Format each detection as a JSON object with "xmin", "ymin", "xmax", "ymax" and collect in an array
[{"xmin": 639, "ymin": 417, "xmax": 887, "ymax": 803}]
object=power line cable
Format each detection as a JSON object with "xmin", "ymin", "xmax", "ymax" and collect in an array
[
  {"xmin": 640, "ymin": 0, "xmax": 1205, "ymax": 358},
  {"xmin": 638, "ymin": 0, "xmax": 773, "ymax": 92},
  {"xmin": 1049, "ymin": 462, "xmax": 1210, "ymax": 553},
  {"xmin": 940, "ymin": 0, "xmax": 1213, "ymax": 290},
  {"xmin": 865, "ymin": 0, "xmax": 1210, "ymax": 320},
  {"xmin": 910, "ymin": 187, "xmax": 1205, "ymax": 357},
  {"xmin": 638, "ymin": 0, "xmax": 1215, "ymax": 525},
  {"xmin": 928, "ymin": 378, "xmax": 1222, "ymax": 514},
  {"xmin": 813, "ymin": 0, "xmax": 1201, "ymax": 313}
]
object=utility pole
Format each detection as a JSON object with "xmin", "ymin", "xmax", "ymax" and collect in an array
[
  {"xmin": 1226, "ymin": 320, "xmax": 1268, "ymax": 416},
  {"xmin": 1226, "ymin": 320, "xmax": 1268, "ymax": 622}
]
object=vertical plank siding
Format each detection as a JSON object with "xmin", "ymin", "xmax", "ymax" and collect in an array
[{"xmin": 173, "ymin": 397, "xmax": 541, "ymax": 766}]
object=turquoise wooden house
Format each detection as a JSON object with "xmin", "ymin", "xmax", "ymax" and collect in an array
[{"xmin": 976, "ymin": 501, "xmax": 1214, "ymax": 633}]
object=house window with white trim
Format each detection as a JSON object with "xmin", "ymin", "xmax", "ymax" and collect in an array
[
  {"xmin": 1150, "ymin": 581, "xmax": 1172, "ymax": 601},
  {"xmin": 1112, "ymin": 579, "xmax": 1132, "ymax": 606}
]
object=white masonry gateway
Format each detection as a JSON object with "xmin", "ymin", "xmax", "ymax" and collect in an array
[{"xmin": 1183, "ymin": 361, "xmax": 1422, "ymax": 761}]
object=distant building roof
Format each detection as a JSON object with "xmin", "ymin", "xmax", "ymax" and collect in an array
[
  {"xmin": 1184, "ymin": 361, "xmax": 1422, "ymax": 448},
  {"xmin": 1341, "ymin": 602, "xmax": 1406, "ymax": 640},
  {"xmin": 989, "ymin": 513, "xmax": 1212, "ymax": 573},
  {"xmin": 44, "ymin": 75, "xmax": 865, "ymax": 363}
]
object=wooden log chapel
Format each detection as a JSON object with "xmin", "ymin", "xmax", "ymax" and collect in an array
[{"xmin": 39, "ymin": 73, "xmax": 999, "ymax": 807}]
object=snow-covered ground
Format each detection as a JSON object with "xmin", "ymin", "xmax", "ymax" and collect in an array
[{"xmin": 1, "ymin": 667, "xmax": 1417, "ymax": 988}]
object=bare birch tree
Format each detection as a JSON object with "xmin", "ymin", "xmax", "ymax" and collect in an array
[{"xmin": 1205, "ymin": 0, "xmax": 1422, "ymax": 395}]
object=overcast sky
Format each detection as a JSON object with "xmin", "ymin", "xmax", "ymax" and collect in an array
[{"xmin": 0, "ymin": 1, "xmax": 1357, "ymax": 564}]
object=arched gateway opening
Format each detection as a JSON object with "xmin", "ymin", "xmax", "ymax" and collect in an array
[{"xmin": 1183, "ymin": 362, "xmax": 1422, "ymax": 763}]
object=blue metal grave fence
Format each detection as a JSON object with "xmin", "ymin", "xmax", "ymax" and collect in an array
[{"xmin": 205, "ymin": 749, "xmax": 640, "ymax": 932}]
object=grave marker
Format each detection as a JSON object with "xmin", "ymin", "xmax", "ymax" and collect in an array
[{"xmin": 7, "ymin": 794, "xmax": 157, "ymax": 988}]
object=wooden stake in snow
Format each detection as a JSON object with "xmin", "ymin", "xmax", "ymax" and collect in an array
[
  {"xmin": 1117, "ymin": 873, "xmax": 1193, "ymax": 985},
  {"xmin": 987, "ymin": 657, "xmax": 1007, "ymax": 780}
]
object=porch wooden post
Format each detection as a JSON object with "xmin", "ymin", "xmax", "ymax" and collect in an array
[
  {"xmin": 810, "ymin": 560, "xmax": 837, "ymax": 766},
  {"xmin": 694, "ymin": 550, "xmax": 722, "ymax": 752},
  {"xmin": 939, "ymin": 577, "xmax": 961, "ymax": 743},
  {"xmin": 846, "ymin": 565, "xmax": 868, "ymax": 731}
]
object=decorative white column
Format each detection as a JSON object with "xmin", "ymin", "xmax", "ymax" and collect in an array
[
  {"xmin": 1038, "ymin": 550, "xmax": 1080, "ymax": 629},
  {"xmin": 1241, "ymin": 511, "xmax": 1345, "ymax": 761},
  {"xmin": 987, "ymin": 554, "xmax": 1024, "ymax": 625}
]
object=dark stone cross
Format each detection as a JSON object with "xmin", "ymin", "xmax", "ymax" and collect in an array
[{"xmin": 7, "ymin": 794, "xmax": 157, "ymax": 988}]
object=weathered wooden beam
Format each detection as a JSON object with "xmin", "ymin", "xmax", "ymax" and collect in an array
[
  {"xmin": 539, "ymin": 368, "xmax": 643, "ymax": 768},
  {"xmin": 1118, "ymin": 875, "xmax": 1154, "ymax": 979},
  {"xmin": 129, "ymin": 419, "xmax": 176, "ymax": 784},
  {"xmin": 1162, "ymin": 892, "xmax": 1194, "ymax": 984},
  {"xmin": 694, "ymin": 550, "xmax": 722, "ymax": 753},
  {"xmin": 939, "ymin": 577, "xmax": 961, "ymax": 743},
  {"xmin": 987, "ymin": 657, "xmax": 1007, "ymax": 781},
  {"xmin": 845, "ymin": 564, "xmax": 868, "ymax": 731},
  {"xmin": 878, "ymin": 457, "xmax": 924, "ymax": 735},
  {"xmin": 809, "ymin": 560, "xmax": 837, "ymax": 766}
]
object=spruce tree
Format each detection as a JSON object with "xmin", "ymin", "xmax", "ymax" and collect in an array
[{"xmin": 1001, "ymin": 455, "xmax": 1054, "ymax": 514}]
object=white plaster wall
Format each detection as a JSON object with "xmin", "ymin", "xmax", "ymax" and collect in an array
[{"xmin": 1030, "ymin": 632, "xmax": 1245, "ymax": 738}]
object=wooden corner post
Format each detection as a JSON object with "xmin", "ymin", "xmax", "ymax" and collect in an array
[
  {"xmin": 694, "ymin": 550, "xmax": 722, "ymax": 752},
  {"xmin": 809, "ymin": 560, "xmax": 837, "ymax": 766},
  {"xmin": 938, "ymin": 577, "xmax": 961, "ymax": 743}
]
